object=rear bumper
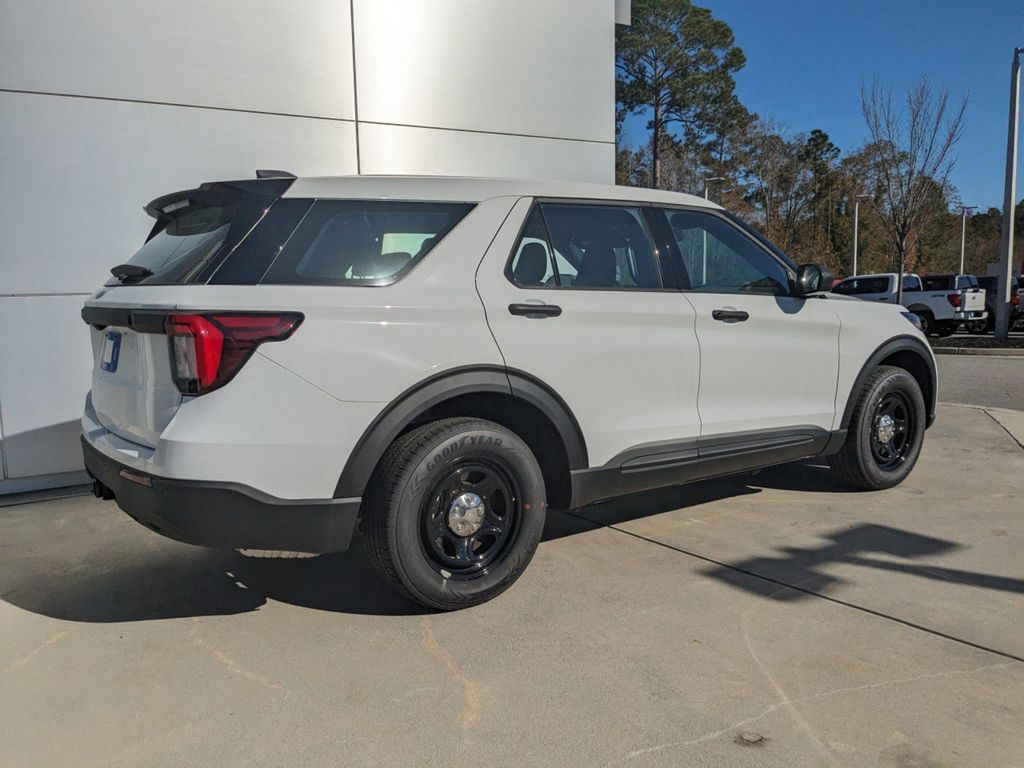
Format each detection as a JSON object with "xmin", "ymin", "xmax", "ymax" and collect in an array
[
  {"xmin": 82, "ymin": 437, "xmax": 361, "ymax": 553},
  {"xmin": 953, "ymin": 310, "xmax": 986, "ymax": 320}
]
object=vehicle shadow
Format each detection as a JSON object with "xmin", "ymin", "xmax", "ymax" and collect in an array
[
  {"xmin": 4, "ymin": 459, "xmax": 1017, "ymax": 622},
  {"xmin": 0, "ymin": 517, "xmax": 426, "ymax": 621}
]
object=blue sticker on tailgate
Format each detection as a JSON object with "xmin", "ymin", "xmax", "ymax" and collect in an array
[{"xmin": 101, "ymin": 331, "xmax": 122, "ymax": 373}]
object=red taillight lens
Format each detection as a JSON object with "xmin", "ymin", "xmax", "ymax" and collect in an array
[
  {"xmin": 165, "ymin": 312, "xmax": 303, "ymax": 394},
  {"xmin": 1013, "ymin": 294, "xmax": 1020, "ymax": 307},
  {"xmin": 947, "ymin": 293, "xmax": 962, "ymax": 308}
]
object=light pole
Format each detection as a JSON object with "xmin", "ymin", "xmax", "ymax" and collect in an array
[
  {"xmin": 701, "ymin": 177, "xmax": 725, "ymax": 285},
  {"xmin": 851, "ymin": 194, "xmax": 872, "ymax": 276},
  {"xmin": 703, "ymin": 176, "xmax": 725, "ymax": 200},
  {"xmin": 996, "ymin": 47, "xmax": 1023, "ymax": 342},
  {"xmin": 958, "ymin": 204, "xmax": 977, "ymax": 275}
]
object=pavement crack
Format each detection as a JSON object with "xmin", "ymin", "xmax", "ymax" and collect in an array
[
  {"xmin": 3, "ymin": 629, "xmax": 73, "ymax": 674},
  {"xmin": 188, "ymin": 617, "xmax": 284, "ymax": 692},
  {"xmin": 604, "ymin": 660, "xmax": 1017, "ymax": 765},
  {"xmin": 981, "ymin": 408, "xmax": 1024, "ymax": 451},
  {"xmin": 419, "ymin": 616, "xmax": 481, "ymax": 740}
]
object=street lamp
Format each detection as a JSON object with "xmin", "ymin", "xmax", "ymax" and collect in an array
[
  {"xmin": 851, "ymin": 194, "xmax": 873, "ymax": 276},
  {"xmin": 701, "ymin": 177, "xmax": 725, "ymax": 285},
  {"xmin": 996, "ymin": 46, "xmax": 1023, "ymax": 342},
  {"xmin": 703, "ymin": 176, "xmax": 725, "ymax": 200},
  {"xmin": 957, "ymin": 204, "xmax": 977, "ymax": 275}
]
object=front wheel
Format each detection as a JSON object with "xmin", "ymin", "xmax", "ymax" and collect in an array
[
  {"xmin": 361, "ymin": 418, "xmax": 547, "ymax": 610},
  {"xmin": 829, "ymin": 365, "xmax": 926, "ymax": 490}
]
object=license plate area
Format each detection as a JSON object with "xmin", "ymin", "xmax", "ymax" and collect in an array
[{"xmin": 100, "ymin": 331, "xmax": 122, "ymax": 373}]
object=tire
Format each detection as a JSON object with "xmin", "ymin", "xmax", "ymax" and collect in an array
[
  {"xmin": 965, "ymin": 319, "xmax": 988, "ymax": 335},
  {"xmin": 829, "ymin": 365, "xmax": 926, "ymax": 490},
  {"xmin": 915, "ymin": 311, "xmax": 935, "ymax": 336},
  {"xmin": 361, "ymin": 418, "xmax": 547, "ymax": 610}
]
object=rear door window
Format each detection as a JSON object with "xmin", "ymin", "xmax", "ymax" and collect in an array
[
  {"xmin": 832, "ymin": 277, "xmax": 890, "ymax": 295},
  {"xmin": 921, "ymin": 276, "xmax": 953, "ymax": 291},
  {"xmin": 528, "ymin": 203, "xmax": 663, "ymax": 289},
  {"xmin": 261, "ymin": 201, "xmax": 473, "ymax": 286}
]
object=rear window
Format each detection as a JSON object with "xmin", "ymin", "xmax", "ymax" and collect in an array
[
  {"xmin": 260, "ymin": 201, "xmax": 473, "ymax": 286},
  {"xmin": 957, "ymin": 275, "xmax": 979, "ymax": 289},
  {"xmin": 107, "ymin": 186, "xmax": 276, "ymax": 286}
]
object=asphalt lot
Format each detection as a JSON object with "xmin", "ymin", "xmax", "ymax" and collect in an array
[
  {"xmin": 936, "ymin": 352, "xmax": 1021, "ymax": 410},
  {"xmin": 2, "ymin": 403, "xmax": 1023, "ymax": 768}
]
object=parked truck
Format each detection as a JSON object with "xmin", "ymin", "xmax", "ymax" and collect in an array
[{"xmin": 831, "ymin": 273, "xmax": 986, "ymax": 337}]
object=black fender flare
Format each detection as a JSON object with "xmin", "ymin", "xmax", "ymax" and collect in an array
[
  {"xmin": 839, "ymin": 335, "xmax": 937, "ymax": 431},
  {"xmin": 333, "ymin": 366, "xmax": 588, "ymax": 499}
]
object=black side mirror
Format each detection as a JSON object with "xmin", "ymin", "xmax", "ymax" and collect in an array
[{"xmin": 796, "ymin": 263, "xmax": 834, "ymax": 296}]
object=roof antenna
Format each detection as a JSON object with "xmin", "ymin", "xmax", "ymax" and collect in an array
[{"xmin": 256, "ymin": 169, "xmax": 296, "ymax": 179}]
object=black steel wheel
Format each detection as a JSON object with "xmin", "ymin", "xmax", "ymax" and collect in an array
[
  {"xmin": 829, "ymin": 365, "xmax": 926, "ymax": 490},
  {"xmin": 362, "ymin": 418, "xmax": 546, "ymax": 610},
  {"xmin": 420, "ymin": 460, "xmax": 522, "ymax": 578},
  {"xmin": 869, "ymin": 391, "xmax": 914, "ymax": 471}
]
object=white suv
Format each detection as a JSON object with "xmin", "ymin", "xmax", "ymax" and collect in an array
[{"xmin": 82, "ymin": 174, "xmax": 936, "ymax": 609}]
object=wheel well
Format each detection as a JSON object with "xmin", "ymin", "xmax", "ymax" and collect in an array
[
  {"xmin": 878, "ymin": 350, "xmax": 934, "ymax": 419},
  {"xmin": 406, "ymin": 392, "xmax": 573, "ymax": 509}
]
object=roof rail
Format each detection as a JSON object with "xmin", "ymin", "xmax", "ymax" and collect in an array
[{"xmin": 255, "ymin": 169, "xmax": 297, "ymax": 179}]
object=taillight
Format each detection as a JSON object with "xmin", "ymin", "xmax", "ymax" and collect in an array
[
  {"xmin": 165, "ymin": 313, "xmax": 303, "ymax": 394},
  {"xmin": 947, "ymin": 293, "xmax": 962, "ymax": 308},
  {"xmin": 1013, "ymin": 294, "xmax": 1020, "ymax": 307}
]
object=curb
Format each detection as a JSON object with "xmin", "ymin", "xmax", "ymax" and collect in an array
[
  {"xmin": 931, "ymin": 346, "xmax": 1024, "ymax": 358},
  {"xmin": 938, "ymin": 402, "xmax": 1024, "ymax": 449}
]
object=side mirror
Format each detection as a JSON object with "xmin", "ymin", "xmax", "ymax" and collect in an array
[{"xmin": 796, "ymin": 263, "xmax": 835, "ymax": 296}]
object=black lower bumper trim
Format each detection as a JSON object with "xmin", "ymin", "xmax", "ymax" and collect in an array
[{"xmin": 82, "ymin": 437, "xmax": 361, "ymax": 553}]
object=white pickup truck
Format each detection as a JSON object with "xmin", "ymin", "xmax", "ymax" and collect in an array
[{"xmin": 831, "ymin": 273, "xmax": 986, "ymax": 337}]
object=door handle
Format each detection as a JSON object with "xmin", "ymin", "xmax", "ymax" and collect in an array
[
  {"xmin": 508, "ymin": 303, "xmax": 562, "ymax": 318},
  {"xmin": 711, "ymin": 309, "xmax": 749, "ymax": 323}
]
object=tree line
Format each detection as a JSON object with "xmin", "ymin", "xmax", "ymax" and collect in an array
[{"xmin": 616, "ymin": 0, "xmax": 1023, "ymax": 279}]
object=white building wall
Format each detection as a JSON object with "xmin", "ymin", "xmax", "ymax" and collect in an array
[{"xmin": 0, "ymin": 0, "xmax": 620, "ymax": 492}]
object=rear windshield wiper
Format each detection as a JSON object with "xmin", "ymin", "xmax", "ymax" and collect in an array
[{"xmin": 110, "ymin": 264, "xmax": 154, "ymax": 284}]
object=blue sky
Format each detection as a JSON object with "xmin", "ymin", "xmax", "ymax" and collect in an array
[{"xmin": 621, "ymin": 0, "xmax": 1024, "ymax": 209}]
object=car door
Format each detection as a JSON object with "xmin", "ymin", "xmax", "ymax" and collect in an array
[
  {"xmin": 475, "ymin": 197, "xmax": 701, "ymax": 467},
  {"xmin": 655, "ymin": 207, "xmax": 840, "ymax": 438}
]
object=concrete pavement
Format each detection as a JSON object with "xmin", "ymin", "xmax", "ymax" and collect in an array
[{"xmin": 1, "ymin": 403, "xmax": 1022, "ymax": 767}]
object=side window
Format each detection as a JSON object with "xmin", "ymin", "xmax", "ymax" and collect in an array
[
  {"xmin": 832, "ymin": 280, "xmax": 857, "ymax": 295},
  {"xmin": 537, "ymin": 203, "xmax": 662, "ymax": 289},
  {"xmin": 261, "ymin": 200, "xmax": 472, "ymax": 286},
  {"xmin": 661, "ymin": 209, "xmax": 791, "ymax": 295},
  {"xmin": 903, "ymin": 275, "xmax": 922, "ymax": 292},
  {"xmin": 508, "ymin": 207, "xmax": 556, "ymax": 286}
]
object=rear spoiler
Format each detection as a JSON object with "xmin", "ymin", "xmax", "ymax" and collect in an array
[{"xmin": 142, "ymin": 172, "xmax": 296, "ymax": 238}]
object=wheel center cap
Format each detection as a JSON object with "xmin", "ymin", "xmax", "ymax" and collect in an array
[
  {"xmin": 448, "ymin": 492, "xmax": 485, "ymax": 537},
  {"xmin": 876, "ymin": 414, "xmax": 896, "ymax": 443}
]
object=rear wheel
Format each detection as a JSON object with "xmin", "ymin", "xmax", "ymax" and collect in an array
[
  {"xmin": 965, "ymin": 318, "xmax": 989, "ymax": 334},
  {"xmin": 829, "ymin": 366, "xmax": 926, "ymax": 490},
  {"xmin": 361, "ymin": 418, "xmax": 546, "ymax": 610},
  {"xmin": 915, "ymin": 311, "xmax": 935, "ymax": 336}
]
